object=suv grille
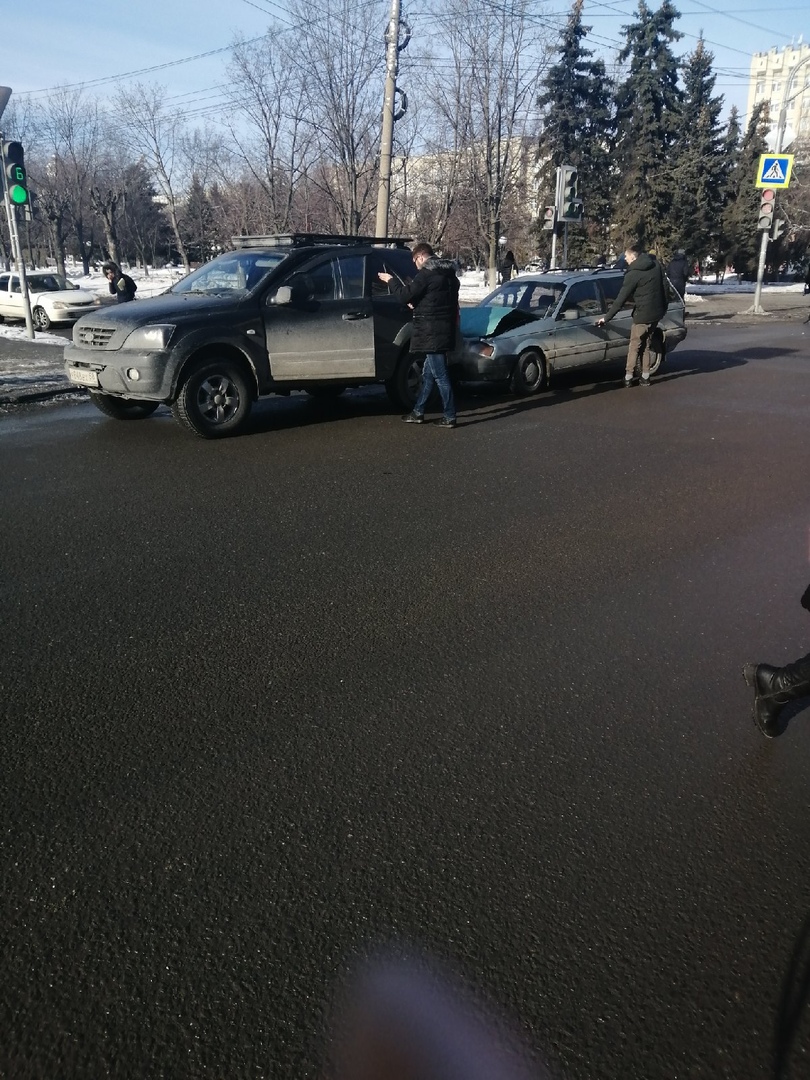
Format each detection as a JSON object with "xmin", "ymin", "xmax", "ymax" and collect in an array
[{"xmin": 76, "ymin": 325, "xmax": 115, "ymax": 348}]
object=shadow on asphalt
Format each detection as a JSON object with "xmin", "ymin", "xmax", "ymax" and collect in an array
[{"xmin": 72, "ymin": 342, "xmax": 782, "ymax": 440}]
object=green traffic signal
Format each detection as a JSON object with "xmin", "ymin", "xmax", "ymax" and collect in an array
[
  {"xmin": 3, "ymin": 141, "xmax": 29, "ymax": 206},
  {"xmin": 9, "ymin": 167, "xmax": 28, "ymax": 204}
]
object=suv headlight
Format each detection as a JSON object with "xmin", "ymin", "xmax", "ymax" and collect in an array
[{"xmin": 124, "ymin": 324, "xmax": 176, "ymax": 350}]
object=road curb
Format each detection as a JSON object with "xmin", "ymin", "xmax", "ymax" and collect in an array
[{"xmin": 0, "ymin": 387, "xmax": 88, "ymax": 406}]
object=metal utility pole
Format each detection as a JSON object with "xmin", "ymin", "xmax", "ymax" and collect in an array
[
  {"xmin": 0, "ymin": 88, "xmax": 34, "ymax": 339},
  {"xmin": 375, "ymin": 0, "xmax": 409, "ymax": 238}
]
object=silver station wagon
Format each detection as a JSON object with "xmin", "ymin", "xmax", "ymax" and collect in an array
[{"xmin": 453, "ymin": 267, "xmax": 687, "ymax": 394}]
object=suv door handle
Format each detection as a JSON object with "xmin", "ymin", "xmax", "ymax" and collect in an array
[{"xmin": 342, "ymin": 311, "xmax": 370, "ymax": 321}]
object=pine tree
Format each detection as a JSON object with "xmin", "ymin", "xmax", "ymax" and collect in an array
[
  {"xmin": 713, "ymin": 106, "xmax": 741, "ymax": 278},
  {"xmin": 536, "ymin": 0, "xmax": 615, "ymax": 263},
  {"xmin": 721, "ymin": 101, "xmax": 770, "ymax": 278},
  {"xmin": 670, "ymin": 37, "xmax": 725, "ymax": 268},
  {"xmin": 613, "ymin": 0, "xmax": 683, "ymax": 254}
]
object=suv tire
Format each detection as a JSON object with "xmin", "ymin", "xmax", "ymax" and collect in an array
[
  {"xmin": 385, "ymin": 352, "xmax": 423, "ymax": 410},
  {"xmin": 89, "ymin": 392, "xmax": 160, "ymax": 420},
  {"xmin": 172, "ymin": 359, "xmax": 252, "ymax": 439}
]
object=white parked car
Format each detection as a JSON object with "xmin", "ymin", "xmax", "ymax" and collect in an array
[{"xmin": 0, "ymin": 270, "xmax": 102, "ymax": 330}]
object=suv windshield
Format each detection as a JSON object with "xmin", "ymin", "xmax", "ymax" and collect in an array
[
  {"xmin": 480, "ymin": 279, "xmax": 565, "ymax": 318},
  {"xmin": 170, "ymin": 251, "xmax": 286, "ymax": 296}
]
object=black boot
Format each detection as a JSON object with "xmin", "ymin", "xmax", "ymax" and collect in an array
[{"xmin": 743, "ymin": 653, "xmax": 810, "ymax": 738}]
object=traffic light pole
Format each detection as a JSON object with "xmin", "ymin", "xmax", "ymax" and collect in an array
[
  {"xmin": 750, "ymin": 230, "xmax": 769, "ymax": 316},
  {"xmin": 747, "ymin": 56, "xmax": 810, "ymax": 316},
  {"xmin": 0, "ymin": 130, "xmax": 34, "ymax": 339}
]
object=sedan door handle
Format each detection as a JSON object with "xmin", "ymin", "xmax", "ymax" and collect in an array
[{"xmin": 342, "ymin": 311, "xmax": 370, "ymax": 321}]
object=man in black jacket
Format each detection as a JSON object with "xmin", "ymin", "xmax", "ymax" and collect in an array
[
  {"xmin": 597, "ymin": 245, "xmax": 668, "ymax": 387},
  {"xmin": 378, "ymin": 242, "xmax": 459, "ymax": 427},
  {"xmin": 666, "ymin": 250, "xmax": 690, "ymax": 299}
]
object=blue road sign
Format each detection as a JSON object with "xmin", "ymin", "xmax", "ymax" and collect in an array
[{"xmin": 755, "ymin": 154, "xmax": 794, "ymax": 188}]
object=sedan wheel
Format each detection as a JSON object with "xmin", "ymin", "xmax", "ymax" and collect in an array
[
  {"xmin": 32, "ymin": 306, "xmax": 51, "ymax": 331},
  {"xmin": 647, "ymin": 329, "xmax": 665, "ymax": 376},
  {"xmin": 510, "ymin": 349, "xmax": 545, "ymax": 395}
]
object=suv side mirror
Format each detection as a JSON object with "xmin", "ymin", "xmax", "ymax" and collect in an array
[{"xmin": 269, "ymin": 286, "xmax": 293, "ymax": 306}]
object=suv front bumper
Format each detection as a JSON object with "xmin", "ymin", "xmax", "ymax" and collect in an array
[{"xmin": 64, "ymin": 344, "xmax": 173, "ymax": 399}]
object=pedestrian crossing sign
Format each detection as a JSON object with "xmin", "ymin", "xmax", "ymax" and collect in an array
[{"xmin": 755, "ymin": 154, "xmax": 794, "ymax": 188}]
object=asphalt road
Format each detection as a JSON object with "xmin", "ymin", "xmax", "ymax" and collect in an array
[{"xmin": 2, "ymin": 321, "xmax": 810, "ymax": 1079}]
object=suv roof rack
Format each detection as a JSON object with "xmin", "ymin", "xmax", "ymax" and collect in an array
[{"xmin": 232, "ymin": 233, "xmax": 413, "ymax": 250}]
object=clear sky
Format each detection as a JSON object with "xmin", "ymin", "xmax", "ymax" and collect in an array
[{"xmin": 1, "ymin": 0, "xmax": 808, "ymax": 129}]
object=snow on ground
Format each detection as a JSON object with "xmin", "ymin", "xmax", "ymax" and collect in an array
[{"xmin": 0, "ymin": 264, "xmax": 805, "ymax": 404}]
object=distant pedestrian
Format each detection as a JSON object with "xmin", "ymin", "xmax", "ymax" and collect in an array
[
  {"xmin": 666, "ymin": 249, "xmax": 690, "ymax": 299},
  {"xmin": 804, "ymin": 264, "xmax": 810, "ymax": 295},
  {"xmin": 596, "ymin": 245, "xmax": 668, "ymax": 388},
  {"xmin": 378, "ymin": 242, "xmax": 459, "ymax": 428},
  {"xmin": 103, "ymin": 261, "xmax": 137, "ymax": 303},
  {"xmin": 743, "ymin": 583, "xmax": 810, "ymax": 738},
  {"xmin": 500, "ymin": 250, "xmax": 517, "ymax": 283}
]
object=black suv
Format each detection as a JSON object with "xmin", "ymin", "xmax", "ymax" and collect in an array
[{"xmin": 64, "ymin": 234, "xmax": 421, "ymax": 438}]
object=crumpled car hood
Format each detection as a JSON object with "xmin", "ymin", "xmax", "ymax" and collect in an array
[{"xmin": 459, "ymin": 306, "xmax": 541, "ymax": 339}]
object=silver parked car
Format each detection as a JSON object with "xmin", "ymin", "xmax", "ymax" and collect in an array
[{"xmin": 453, "ymin": 267, "xmax": 687, "ymax": 394}]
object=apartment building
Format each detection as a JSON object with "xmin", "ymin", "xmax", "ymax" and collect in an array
[{"xmin": 747, "ymin": 41, "xmax": 810, "ymax": 147}]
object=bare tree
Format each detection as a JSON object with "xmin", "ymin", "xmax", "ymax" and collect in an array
[
  {"xmin": 289, "ymin": 0, "xmax": 386, "ymax": 233},
  {"xmin": 432, "ymin": 0, "xmax": 548, "ymax": 282},
  {"xmin": 223, "ymin": 31, "xmax": 313, "ymax": 233},
  {"xmin": 89, "ymin": 117, "xmax": 133, "ymax": 266},
  {"xmin": 117, "ymin": 82, "xmax": 191, "ymax": 271}
]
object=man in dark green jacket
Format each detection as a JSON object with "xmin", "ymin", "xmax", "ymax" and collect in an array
[{"xmin": 597, "ymin": 246, "xmax": 668, "ymax": 387}]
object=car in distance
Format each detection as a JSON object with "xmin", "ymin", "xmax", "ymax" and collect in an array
[
  {"xmin": 453, "ymin": 267, "xmax": 687, "ymax": 394},
  {"xmin": 64, "ymin": 234, "xmax": 423, "ymax": 438},
  {"xmin": 0, "ymin": 271, "xmax": 102, "ymax": 330}
]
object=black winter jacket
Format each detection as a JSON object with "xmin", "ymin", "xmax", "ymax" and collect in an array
[
  {"xmin": 666, "ymin": 254, "xmax": 689, "ymax": 297},
  {"xmin": 603, "ymin": 253, "xmax": 667, "ymax": 325},
  {"xmin": 388, "ymin": 258, "xmax": 460, "ymax": 353},
  {"xmin": 110, "ymin": 273, "xmax": 137, "ymax": 303}
]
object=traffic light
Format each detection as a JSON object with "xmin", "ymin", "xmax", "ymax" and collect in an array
[
  {"xmin": 757, "ymin": 188, "xmax": 775, "ymax": 232},
  {"xmin": 772, "ymin": 217, "xmax": 786, "ymax": 241},
  {"xmin": 2, "ymin": 141, "xmax": 29, "ymax": 206},
  {"xmin": 542, "ymin": 205, "xmax": 556, "ymax": 231},
  {"xmin": 559, "ymin": 165, "xmax": 583, "ymax": 222}
]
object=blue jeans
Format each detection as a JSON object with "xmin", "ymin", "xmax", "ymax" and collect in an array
[{"xmin": 415, "ymin": 353, "xmax": 456, "ymax": 421}]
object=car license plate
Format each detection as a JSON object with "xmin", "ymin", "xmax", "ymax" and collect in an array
[{"xmin": 68, "ymin": 366, "xmax": 99, "ymax": 388}]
